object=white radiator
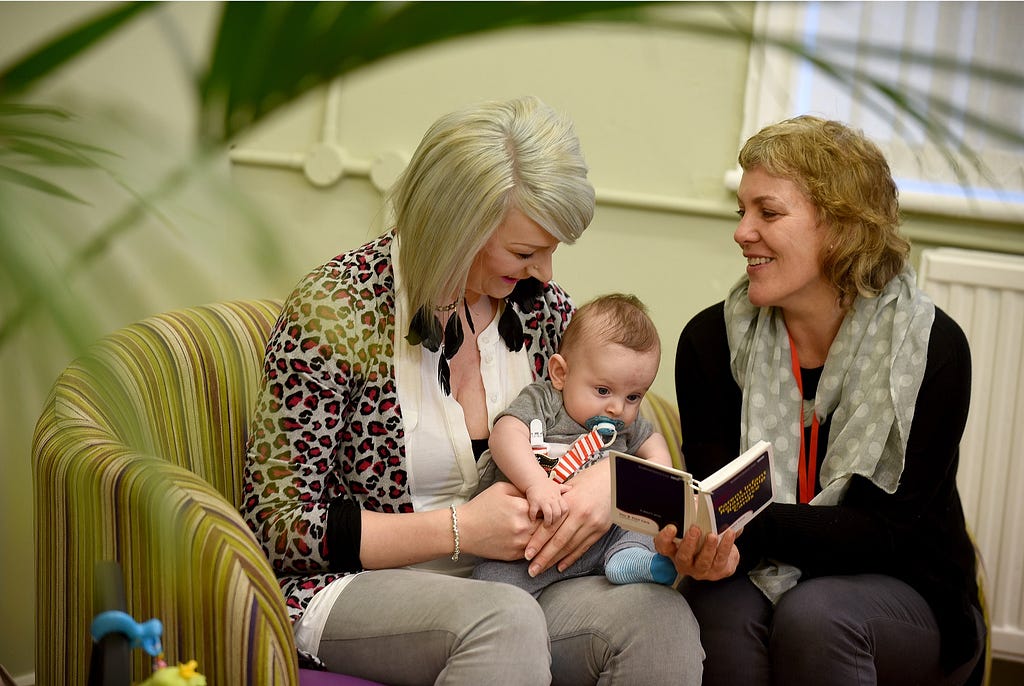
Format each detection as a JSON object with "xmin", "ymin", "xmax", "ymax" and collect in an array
[{"xmin": 919, "ymin": 247, "xmax": 1024, "ymax": 663}]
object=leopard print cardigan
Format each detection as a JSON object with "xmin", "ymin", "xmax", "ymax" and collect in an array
[{"xmin": 240, "ymin": 233, "xmax": 574, "ymax": 623}]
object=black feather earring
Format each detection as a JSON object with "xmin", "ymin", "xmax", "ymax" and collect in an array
[
  {"xmin": 406, "ymin": 306, "xmax": 442, "ymax": 352},
  {"xmin": 437, "ymin": 356, "xmax": 452, "ymax": 395},
  {"xmin": 436, "ymin": 307, "xmax": 464, "ymax": 397},
  {"xmin": 464, "ymin": 299, "xmax": 475, "ymax": 334},
  {"xmin": 498, "ymin": 303, "xmax": 524, "ymax": 352},
  {"xmin": 508, "ymin": 277, "xmax": 544, "ymax": 311},
  {"xmin": 498, "ymin": 278, "xmax": 543, "ymax": 351},
  {"xmin": 437, "ymin": 309, "xmax": 464, "ymax": 395},
  {"xmin": 443, "ymin": 311, "xmax": 464, "ymax": 360}
]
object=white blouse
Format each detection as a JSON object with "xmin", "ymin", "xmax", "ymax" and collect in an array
[{"xmin": 296, "ymin": 241, "xmax": 534, "ymax": 655}]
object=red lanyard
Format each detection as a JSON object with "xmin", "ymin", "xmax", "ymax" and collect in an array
[{"xmin": 788, "ymin": 333, "xmax": 820, "ymax": 504}]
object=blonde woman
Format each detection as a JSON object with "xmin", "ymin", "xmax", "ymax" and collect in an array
[{"xmin": 242, "ymin": 96, "xmax": 703, "ymax": 684}]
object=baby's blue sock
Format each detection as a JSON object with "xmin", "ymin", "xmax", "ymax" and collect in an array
[{"xmin": 605, "ymin": 548, "xmax": 677, "ymax": 585}]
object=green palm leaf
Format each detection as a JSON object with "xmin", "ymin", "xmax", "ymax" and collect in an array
[
  {"xmin": 0, "ymin": 164, "xmax": 87, "ymax": 203},
  {"xmin": 198, "ymin": 1, "xmax": 649, "ymax": 143},
  {"xmin": 0, "ymin": 2, "xmax": 156, "ymax": 96},
  {"xmin": 1, "ymin": 0, "xmax": 1022, "ymax": 357}
]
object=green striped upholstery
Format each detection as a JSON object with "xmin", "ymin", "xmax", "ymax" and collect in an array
[
  {"xmin": 32, "ymin": 299, "xmax": 297, "ymax": 685},
  {"xmin": 974, "ymin": 541, "xmax": 992, "ymax": 686},
  {"xmin": 640, "ymin": 391, "xmax": 685, "ymax": 470},
  {"xmin": 32, "ymin": 298, "xmax": 687, "ymax": 684}
]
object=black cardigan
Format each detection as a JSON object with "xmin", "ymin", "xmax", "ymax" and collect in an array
[{"xmin": 675, "ymin": 302, "xmax": 980, "ymax": 671}]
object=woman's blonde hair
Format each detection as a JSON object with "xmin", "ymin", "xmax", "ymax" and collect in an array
[
  {"xmin": 560, "ymin": 293, "xmax": 660, "ymax": 357},
  {"xmin": 739, "ymin": 115, "xmax": 909, "ymax": 306},
  {"xmin": 390, "ymin": 95, "xmax": 595, "ymax": 315}
]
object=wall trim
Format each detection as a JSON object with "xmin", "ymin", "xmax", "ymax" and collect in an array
[{"xmin": 227, "ymin": 146, "xmax": 1023, "ymax": 255}]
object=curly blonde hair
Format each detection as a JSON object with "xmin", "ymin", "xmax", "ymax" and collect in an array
[{"xmin": 739, "ymin": 116, "xmax": 909, "ymax": 306}]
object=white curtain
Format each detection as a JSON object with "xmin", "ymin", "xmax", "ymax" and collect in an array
[{"xmin": 737, "ymin": 1, "xmax": 1024, "ymax": 221}]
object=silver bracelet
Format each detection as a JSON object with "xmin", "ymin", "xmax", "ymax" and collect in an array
[{"xmin": 449, "ymin": 504, "xmax": 460, "ymax": 561}]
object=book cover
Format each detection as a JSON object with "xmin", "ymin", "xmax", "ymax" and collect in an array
[{"xmin": 610, "ymin": 440, "xmax": 774, "ymax": 540}]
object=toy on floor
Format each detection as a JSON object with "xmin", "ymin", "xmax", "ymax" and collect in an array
[
  {"xmin": 91, "ymin": 609, "xmax": 205, "ymax": 685},
  {"xmin": 137, "ymin": 660, "xmax": 206, "ymax": 686}
]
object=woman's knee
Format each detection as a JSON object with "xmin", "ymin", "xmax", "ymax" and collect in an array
[
  {"xmin": 770, "ymin": 576, "xmax": 892, "ymax": 682},
  {"xmin": 772, "ymin": 576, "xmax": 954, "ymax": 686},
  {"xmin": 772, "ymin": 578, "xmax": 864, "ymax": 651},
  {"xmin": 563, "ymin": 578, "xmax": 700, "ymax": 645},
  {"xmin": 684, "ymin": 577, "xmax": 772, "ymax": 686},
  {"xmin": 320, "ymin": 573, "xmax": 550, "ymax": 683},
  {"xmin": 461, "ymin": 579, "xmax": 548, "ymax": 644},
  {"xmin": 771, "ymin": 575, "xmax": 929, "ymax": 649},
  {"xmin": 607, "ymin": 584, "xmax": 704, "ymax": 685},
  {"xmin": 445, "ymin": 580, "xmax": 551, "ymax": 684},
  {"xmin": 544, "ymin": 578, "xmax": 703, "ymax": 685}
]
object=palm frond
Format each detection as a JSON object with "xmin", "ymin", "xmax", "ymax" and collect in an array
[
  {"xmin": 0, "ymin": 2, "xmax": 157, "ymax": 96},
  {"xmin": 0, "ymin": 165, "xmax": 87, "ymax": 203},
  {"xmin": 198, "ymin": 1, "xmax": 651, "ymax": 143},
  {"xmin": 1, "ymin": 0, "xmax": 1022, "ymax": 356}
]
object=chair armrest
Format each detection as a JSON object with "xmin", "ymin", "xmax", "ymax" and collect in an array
[
  {"xmin": 640, "ymin": 392, "xmax": 684, "ymax": 470},
  {"xmin": 34, "ymin": 412, "xmax": 298, "ymax": 685}
]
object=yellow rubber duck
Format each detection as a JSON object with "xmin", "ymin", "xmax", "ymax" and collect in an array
[{"xmin": 137, "ymin": 660, "xmax": 206, "ymax": 686}]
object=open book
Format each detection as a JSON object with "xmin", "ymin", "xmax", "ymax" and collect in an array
[{"xmin": 610, "ymin": 440, "xmax": 774, "ymax": 542}]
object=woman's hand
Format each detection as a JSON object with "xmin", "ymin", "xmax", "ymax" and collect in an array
[
  {"xmin": 523, "ymin": 459, "xmax": 612, "ymax": 577},
  {"xmin": 655, "ymin": 524, "xmax": 740, "ymax": 581},
  {"xmin": 459, "ymin": 481, "xmax": 541, "ymax": 561}
]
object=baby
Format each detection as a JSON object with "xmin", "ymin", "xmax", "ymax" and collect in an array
[{"xmin": 473, "ymin": 293, "xmax": 676, "ymax": 596}]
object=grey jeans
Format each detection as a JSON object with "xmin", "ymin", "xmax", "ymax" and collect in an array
[
  {"xmin": 471, "ymin": 525, "xmax": 654, "ymax": 597},
  {"xmin": 317, "ymin": 569, "xmax": 703, "ymax": 685},
  {"xmin": 682, "ymin": 572, "xmax": 985, "ymax": 686}
]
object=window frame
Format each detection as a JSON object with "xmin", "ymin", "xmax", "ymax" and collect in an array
[{"xmin": 728, "ymin": 1, "xmax": 1024, "ymax": 224}]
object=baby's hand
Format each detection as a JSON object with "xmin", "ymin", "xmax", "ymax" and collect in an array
[{"xmin": 525, "ymin": 481, "xmax": 572, "ymax": 525}]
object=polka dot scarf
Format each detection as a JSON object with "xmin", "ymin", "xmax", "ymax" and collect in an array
[{"xmin": 725, "ymin": 267, "xmax": 935, "ymax": 600}]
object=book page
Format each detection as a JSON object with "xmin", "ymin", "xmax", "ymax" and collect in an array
[
  {"xmin": 611, "ymin": 441, "xmax": 775, "ymax": 542},
  {"xmin": 609, "ymin": 451, "xmax": 696, "ymax": 537},
  {"xmin": 700, "ymin": 443, "xmax": 774, "ymax": 534}
]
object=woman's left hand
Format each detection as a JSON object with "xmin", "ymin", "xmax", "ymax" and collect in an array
[
  {"xmin": 523, "ymin": 459, "xmax": 612, "ymax": 577},
  {"xmin": 655, "ymin": 523, "xmax": 740, "ymax": 581}
]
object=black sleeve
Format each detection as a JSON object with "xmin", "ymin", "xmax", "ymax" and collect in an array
[
  {"xmin": 674, "ymin": 302, "xmax": 742, "ymax": 477},
  {"xmin": 327, "ymin": 496, "xmax": 364, "ymax": 573},
  {"xmin": 675, "ymin": 305, "xmax": 973, "ymax": 579}
]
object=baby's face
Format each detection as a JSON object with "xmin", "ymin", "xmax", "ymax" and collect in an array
[{"xmin": 557, "ymin": 340, "xmax": 660, "ymax": 430}]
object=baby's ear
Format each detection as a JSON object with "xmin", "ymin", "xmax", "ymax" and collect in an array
[{"xmin": 547, "ymin": 354, "xmax": 568, "ymax": 390}]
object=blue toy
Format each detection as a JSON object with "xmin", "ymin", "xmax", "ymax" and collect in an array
[{"xmin": 90, "ymin": 610, "xmax": 164, "ymax": 656}]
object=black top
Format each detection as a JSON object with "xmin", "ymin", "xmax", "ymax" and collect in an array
[
  {"xmin": 471, "ymin": 438, "xmax": 489, "ymax": 461},
  {"xmin": 675, "ymin": 301, "xmax": 980, "ymax": 671}
]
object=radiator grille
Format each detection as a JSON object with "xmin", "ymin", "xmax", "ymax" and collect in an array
[{"xmin": 919, "ymin": 247, "xmax": 1024, "ymax": 663}]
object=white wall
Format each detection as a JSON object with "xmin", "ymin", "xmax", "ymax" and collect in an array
[
  {"xmin": 225, "ymin": 7, "xmax": 754, "ymax": 400},
  {"xmin": 2, "ymin": 1, "xmax": 1021, "ymax": 678},
  {"xmin": 0, "ymin": 3, "xmax": 751, "ymax": 675},
  {"xmin": 0, "ymin": 2, "xmax": 227, "ymax": 677}
]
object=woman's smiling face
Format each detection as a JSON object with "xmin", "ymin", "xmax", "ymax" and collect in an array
[
  {"xmin": 734, "ymin": 166, "xmax": 833, "ymax": 311},
  {"xmin": 465, "ymin": 206, "xmax": 559, "ymax": 302}
]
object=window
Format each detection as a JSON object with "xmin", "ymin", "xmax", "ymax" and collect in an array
[{"xmin": 731, "ymin": 1, "xmax": 1024, "ymax": 222}]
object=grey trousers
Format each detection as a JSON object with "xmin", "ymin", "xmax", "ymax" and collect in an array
[
  {"xmin": 317, "ymin": 569, "xmax": 703, "ymax": 686},
  {"xmin": 471, "ymin": 525, "xmax": 653, "ymax": 597},
  {"xmin": 682, "ymin": 572, "xmax": 985, "ymax": 686}
]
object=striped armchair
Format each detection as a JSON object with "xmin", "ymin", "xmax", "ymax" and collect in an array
[
  {"xmin": 32, "ymin": 299, "xmax": 685, "ymax": 684},
  {"xmin": 33, "ymin": 300, "xmax": 295, "ymax": 685}
]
